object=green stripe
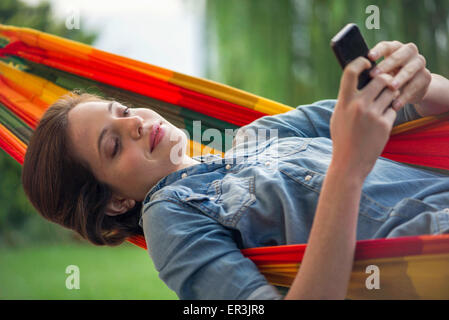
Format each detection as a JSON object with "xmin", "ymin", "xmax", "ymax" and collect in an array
[
  {"xmin": 0, "ymin": 102, "xmax": 33, "ymax": 145},
  {"xmin": 0, "ymin": 55, "xmax": 240, "ymax": 152}
]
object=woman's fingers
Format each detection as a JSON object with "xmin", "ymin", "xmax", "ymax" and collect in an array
[
  {"xmin": 362, "ymin": 73, "xmax": 394, "ymax": 102},
  {"xmin": 373, "ymin": 86, "xmax": 400, "ymax": 114},
  {"xmin": 367, "ymin": 40, "xmax": 431, "ymax": 107},
  {"xmin": 393, "ymin": 68, "xmax": 432, "ymax": 108},
  {"xmin": 383, "ymin": 105, "xmax": 398, "ymax": 128},
  {"xmin": 390, "ymin": 55, "xmax": 426, "ymax": 90},
  {"xmin": 368, "ymin": 40, "xmax": 402, "ymax": 61},
  {"xmin": 370, "ymin": 42, "xmax": 419, "ymax": 77},
  {"xmin": 339, "ymin": 57, "xmax": 372, "ymax": 102}
]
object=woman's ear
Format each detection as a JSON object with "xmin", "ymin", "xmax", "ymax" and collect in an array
[{"xmin": 105, "ymin": 195, "xmax": 136, "ymax": 216}]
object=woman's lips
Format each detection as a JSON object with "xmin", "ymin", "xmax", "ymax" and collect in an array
[{"xmin": 150, "ymin": 123, "xmax": 164, "ymax": 152}]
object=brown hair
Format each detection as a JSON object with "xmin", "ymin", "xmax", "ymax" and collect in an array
[{"xmin": 21, "ymin": 92, "xmax": 143, "ymax": 246}]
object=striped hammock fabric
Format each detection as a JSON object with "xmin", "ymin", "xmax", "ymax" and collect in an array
[{"xmin": 1, "ymin": 25, "xmax": 449, "ymax": 299}]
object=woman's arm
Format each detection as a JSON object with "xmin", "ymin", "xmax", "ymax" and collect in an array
[
  {"xmin": 284, "ymin": 161, "xmax": 364, "ymax": 299},
  {"xmin": 142, "ymin": 199, "xmax": 282, "ymax": 299},
  {"xmin": 415, "ymin": 73, "xmax": 449, "ymax": 117},
  {"xmin": 285, "ymin": 56, "xmax": 401, "ymax": 299},
  {"xmin": 285, "ymin": 40, "xmax": 434, "ymax": 299}
]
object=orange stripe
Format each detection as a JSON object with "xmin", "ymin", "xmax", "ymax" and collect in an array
[
  {"xmin": 0, "ymin": 77, "xmax": 47, "ymax": 128},
  {"xmin": 0, "ymin": 123, "xmax": 26, "ymax": 156}
]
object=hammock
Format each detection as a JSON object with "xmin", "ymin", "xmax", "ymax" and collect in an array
[{"xmin": 1, "ymin": 25, "xmax": 449, "ymax": 299}]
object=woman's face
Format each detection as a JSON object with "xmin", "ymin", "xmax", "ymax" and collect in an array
[{"xmin": 67, "ymin": 100, "xmax": 198, "ymax": 212}]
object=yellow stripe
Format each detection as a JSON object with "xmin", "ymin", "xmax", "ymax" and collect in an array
[
  {"xmin": 254, "ymin": 97, "xmax": 293, "ymax": 115},
  {"xmin": 0, "ymin": 61, "xmax": 68, "ymax": 105},
  {"xmin": 171, "ymin": 73, "xmax": 294, "ymax": 115},
  {"xmin": 391, "ymin": 110, "xmax": 449, "ymax": 135},
  {"xmin": 405, "ymin": 253, "xmax": 449, "ymax": 300},
  {"xmin": 256, "ymin": 253, "xmax": 449, "ymax": 299},
  {"xmin": 187, "ymin": 139, "xmax": 224, "ymax": 158},
  {"xmin": 171, "ymin": 73, "xmax": 259, "ymax": 109},
  {"xmin": 1, "ymin": 25, "xmax": 293, "ymax": 116}
]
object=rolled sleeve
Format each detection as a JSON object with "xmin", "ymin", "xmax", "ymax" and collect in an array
[
  {"xmin": 246, "ymin": 284, "xmax": 283, "ymax": 300},
  {"xmin": 393, "ymin": 103, "xmax": 423, "ymax": 127},
  {"xmin": 233, "ymin": 100, "xmax": 422, "ymax": 146},
  {"xmin": 234, "ymin": 99, "xmax": 337, "ymax": 141},
  {"xmin": 141, "ymin": 199, "xmax": 282, "ymax": 300}
]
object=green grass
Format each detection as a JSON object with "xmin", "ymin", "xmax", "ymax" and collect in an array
[{"xmin": 0, "ymin": 242, "xmax": 178, "ymax": 299}]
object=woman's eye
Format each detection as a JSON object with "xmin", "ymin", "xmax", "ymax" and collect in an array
[
  {"xmin": 112, "ymin": 137, "xmax": 119, "ymax": 158},
  {"xmin": 110, "ymin": 107, "xmax": 129, "ymax": 158}
]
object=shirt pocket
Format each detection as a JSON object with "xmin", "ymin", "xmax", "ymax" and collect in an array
[
  {"xmin": 356, "ymin": 192, "xmax": 394, "ymax": 239},
  {"xmin": 359, "ymin": 192, "xmax": 392, "ymax": 223},
  {"xmin": 180, "ymin": 175, "xmax": 256, "ymax": 227},
  {"xmin": 266, "ymin": 137, "xmax": 311, "ymax": 159}
]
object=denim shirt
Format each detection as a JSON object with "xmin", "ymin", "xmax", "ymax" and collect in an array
[{"xmin": 138, "ymin": 99, "xmax": 449, "ymax": 300}]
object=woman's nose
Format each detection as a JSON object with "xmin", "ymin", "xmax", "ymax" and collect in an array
[{"xmin": 119, "ymin": 116, "xmax": 143, "ymax": 139}]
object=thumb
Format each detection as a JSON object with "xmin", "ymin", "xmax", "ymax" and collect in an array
[{"xmin": 339, "ymin": 56, "xmax": 372, "ymax": 102}]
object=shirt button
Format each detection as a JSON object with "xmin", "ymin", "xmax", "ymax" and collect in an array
[
  {"xmin": 225, "ymin": 164, "xmax": 231, "ymax": 170},
  {"xmin": 265, "ymin": 161, "xmax": 270, "ymax": 167},
  {"xmin": 181, "ymin": 173, "xmax": 188, "ymax": 179},
  {"xmin": 305, "ymin": 175, "xmax": 312, "ymax": 181}
]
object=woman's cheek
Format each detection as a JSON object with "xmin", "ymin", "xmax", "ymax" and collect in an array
[{"xmin": 123, "ymin": 148, "xmax": 146, "ymax": 172}]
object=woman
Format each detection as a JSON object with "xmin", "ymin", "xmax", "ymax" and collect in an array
[{"xmin": 21, "ymin": 40, "xmax": 449, "ymax": 299}]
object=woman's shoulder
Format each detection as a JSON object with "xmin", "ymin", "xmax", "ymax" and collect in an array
[{"xmin": 139, "ymin": 185, "xmax": 213, "ymax": 227}]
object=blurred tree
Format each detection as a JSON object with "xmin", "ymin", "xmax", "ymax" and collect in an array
[
  {"xmin": 0, "ymin": 0, "xmax": 98, "ymax": 247},
  {"xmin": 0, "ymin": 0, "xmax": 97, "ymax": 43},
  {"xmin": 203, "ymin": 0, "xmax": 449, "ymax": 106}
]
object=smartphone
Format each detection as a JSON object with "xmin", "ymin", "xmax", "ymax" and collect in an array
[{"xmin": 331, "ymin": 23, "xmax": 376, "ymax": 89}]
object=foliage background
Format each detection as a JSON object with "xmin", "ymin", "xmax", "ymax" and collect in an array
[
  {"xmin": 203, "ymin": 0, "xmax": 449, "ymax": 107},
  {"xmin": 0, "ymin": 0, "xmax": 448, "ymax": 299},
  {"xmin": 0, "ymin": 0, "xmax": 98, "ymax": 247}
]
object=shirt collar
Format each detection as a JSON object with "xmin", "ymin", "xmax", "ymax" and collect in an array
[{"xmin": 142, "ymin": 154, "xmax": 227, "ymax": 204}]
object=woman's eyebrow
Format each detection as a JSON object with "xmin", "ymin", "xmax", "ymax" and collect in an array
[{"xmin": 97, "ymin": 101, "xmax": 114, "ymax": 159}]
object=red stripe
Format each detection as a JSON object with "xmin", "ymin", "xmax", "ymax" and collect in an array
[
  {"xmin": 126, "ymin": 235, "xmax": 147, "ymax": 250},
  {"xmin": 241, "ymin": 234, "xmax": 449, "ymax": 265},
  {"xmin": 0, "ymin": 134, "xmax": 24, "ymax": 164},
  {"xmin": 381, "ymin": 120, "xmax": 449, "ymax": 171},
  {"xmin": 1, "ymin": 42, "xmax": 265, "ymax": 127}
]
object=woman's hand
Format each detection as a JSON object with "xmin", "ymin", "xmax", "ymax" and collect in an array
[
  {"xmin": 368, "ymin": 41, "xmax": 432, "ymax": 110},
  {"xmin": 330, "ymin": 56, "xmax": 400, "ymax": 180}
]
